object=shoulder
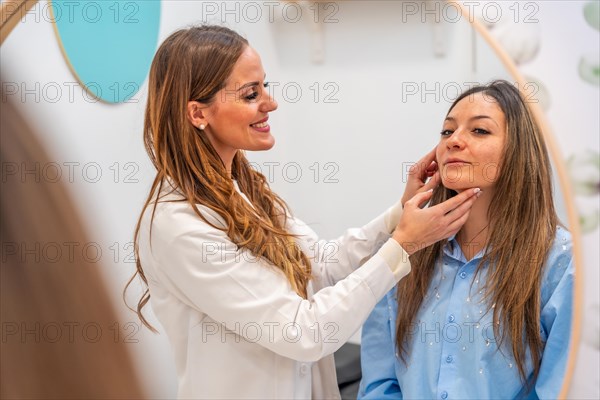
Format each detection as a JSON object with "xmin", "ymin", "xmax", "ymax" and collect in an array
[
  {"xmin": 140, "ymin": 193, "xmax": 229, "ymax": 249},
  {"xmin": 552, "ymin": 225, "xmax": 572, "ymax": 249},
  {"xmin": 541, "ymin": 226, "xmax": 574, "ymax": 301},
  {"xmin": 545, "ymin": 226, "xmax": 573, "ymax": 273},
  {"xmin": 363, "ymin": 287, "xmax": 397, "ymax": 338},
  {"xmin": 374, "ymin": 287, "xmax": 398, "ymax": 314}
]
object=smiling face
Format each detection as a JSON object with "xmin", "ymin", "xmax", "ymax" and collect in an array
[
  {"xmin": 199, "ymin": 46, "xmax": 278, "ymax": 167},
  {"xmin": 436, "ymin": 91, "xmax": 507, "ymax": 193}
]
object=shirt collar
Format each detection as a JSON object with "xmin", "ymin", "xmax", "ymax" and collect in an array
[{"xmin": 443, "ymin": 234, "xmax": 487, "ymax": 264}]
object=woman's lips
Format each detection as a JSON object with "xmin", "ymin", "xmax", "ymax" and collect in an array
[
  {"xmin": 250, "ymin": 117, "xmax": 270, "ymax": 132},
  {"xmin": 444, "ymin": 158, "xmax": 470, "ymax": 166}
]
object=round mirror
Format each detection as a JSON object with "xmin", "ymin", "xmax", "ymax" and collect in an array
[{"xmin": 252, "ymin": 1, "xmax": 585, "ymax": 397}]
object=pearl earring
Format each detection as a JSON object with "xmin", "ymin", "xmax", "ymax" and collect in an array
[{"xmin": 199, "ymin": 124, "xmax": 205, "ymax": 130}]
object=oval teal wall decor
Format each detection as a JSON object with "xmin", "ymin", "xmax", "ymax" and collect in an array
[{"xmin": 51, "ymin": 0, "xmax": 161, "ymax": 103}]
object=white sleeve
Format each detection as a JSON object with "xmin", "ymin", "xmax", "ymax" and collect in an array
[
  {"xmin": 288, "ymin": 200, "xmax": 405, "ymax": 287},
  {"xmin": 147, "ymin": 203, "xmax": 410, "ymax": 362}
]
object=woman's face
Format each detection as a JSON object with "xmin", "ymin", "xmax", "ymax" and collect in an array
[
  {"xmin": 436, "ymin": 91, "xmax": 507, "ymax": 193},
  {"xmin": 201, "ymin": 46, "xmax": 278, "ymax": 164}
]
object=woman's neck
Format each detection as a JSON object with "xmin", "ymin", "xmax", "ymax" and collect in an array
[{"xmin": 456, "ymin": 188, "xmax": 493, "ymax": 261}]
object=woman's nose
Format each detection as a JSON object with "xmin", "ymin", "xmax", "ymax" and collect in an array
[
  {"xmin": 260, "ymin": 91, "xmax": 278, "ymax": 112},
  {"xmin": 446, "ymin": 129, "xmax": 466, "ymax": 149}
]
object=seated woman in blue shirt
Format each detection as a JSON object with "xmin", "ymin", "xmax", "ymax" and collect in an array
[{"xmin": 359, "ymin": 80, "xmax": 574, "ymax": 400}]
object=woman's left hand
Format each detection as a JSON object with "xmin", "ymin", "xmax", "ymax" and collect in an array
[{"xmin": 401, "ymin": 147, "xmax": 441, "ymax": 208}]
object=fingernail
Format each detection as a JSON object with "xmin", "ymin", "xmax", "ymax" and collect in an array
[
  {"xmin": 427, "ymin": 188, "xmax": 433, "ymax": 192},
  {"xmin": 473, "ymin": 188, "xmax": 481, "ymax": 194}
]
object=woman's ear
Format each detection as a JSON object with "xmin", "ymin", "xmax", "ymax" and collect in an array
[{"xmin": 187, "ymin": 101, "xmax": 208, "ymax": 130}]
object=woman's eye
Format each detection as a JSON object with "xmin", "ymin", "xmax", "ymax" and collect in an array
[
  {"xmin": 440, "ymin": 130, "xmax": 453, "ymax": 136},
  {"xmin": 244, "ymin": 82, "xmax": 269, "ymax": 101},
  {"xmin": 245, "ymin": 91, "xmax": 259, "ymax": 101},
  {"xmin": 473, "ymin": 128, "xmax": 490, "ymax": 135}
]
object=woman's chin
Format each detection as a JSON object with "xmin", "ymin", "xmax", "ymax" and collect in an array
[
  {"xmin": 261, "ymin": 137, "xmax": 276, "ymax": 150},
  {"xmin": 249, "ymin": 136, "xmax": 275, "ymax": 151},
  {"xmin": 442, "ymin": 180, "xmax": 471, "ymax": 192}
]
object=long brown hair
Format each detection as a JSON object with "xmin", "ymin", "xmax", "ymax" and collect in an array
[
  {"xmin": 125, "ymin": 26, "xmax": 312, "ymax": 331},
  {"xmin": 1, "ymin": 81, "xmax": 144, "ymax": 398},
  {"xmin": 396, "ymin": 80, "xmax": 558, "ymax": 383}
]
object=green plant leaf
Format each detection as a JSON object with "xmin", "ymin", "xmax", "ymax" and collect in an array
[
  {"xmin": 579, "ymin": 53, "xmax": 600, "ymax": 86},
  {"xmin": 584, "ymin": 1, "xmax": 600, "ymax": 31}
]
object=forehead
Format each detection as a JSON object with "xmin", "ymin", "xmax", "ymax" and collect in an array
[
  {"xmin": 448, "ymin": 91, "xmax": 504, "ymax": 120},
  {"xmin": 226, "ymin": 46, "xmax": 265, "ymax": 86}
]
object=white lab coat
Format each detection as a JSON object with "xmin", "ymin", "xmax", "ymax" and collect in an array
[{"xmin": 137, "ymin": 181, "xmax": 410, "ymax": 399}]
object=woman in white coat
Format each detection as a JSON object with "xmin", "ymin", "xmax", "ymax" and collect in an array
[{"xmin": 126, "ymin": 25, "xmax": 480, "ymax": 399}]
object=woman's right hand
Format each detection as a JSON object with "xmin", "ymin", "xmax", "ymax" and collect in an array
[
  {"xmin": 392, "ymin": 188, "xmax": 481, "ymax": 255},
  {"xmin": 401, "ymin": 147, "xmax": 440, "ymax": 208}
]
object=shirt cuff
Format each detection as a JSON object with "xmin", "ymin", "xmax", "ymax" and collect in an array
[
  {"xmin": 378, "ymin": 238, "xmax": 411, "ymax": 281},
  {"xmin": 383, "ymin": 199, "xmax": 404, "ymax": 233}
]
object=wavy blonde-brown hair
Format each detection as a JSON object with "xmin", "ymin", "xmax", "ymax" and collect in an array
[
  {"xmin": 124, "ymin": 25, "xmax": 312, "ymax": 331},
  {"xmin": 396, "ymin": 80, "xmax": 558, "ymax": 384}
]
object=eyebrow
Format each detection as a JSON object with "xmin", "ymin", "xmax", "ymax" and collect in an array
[
  {"xmin": 236, "ymin": 74, "xmax": 267, "ymax": 92},
  {"xmin": 445, "ymin": 115, "xmax": 499, "ymax": 127}
]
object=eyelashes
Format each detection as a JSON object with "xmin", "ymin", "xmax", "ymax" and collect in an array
[
  {"xmin": 440, "ymin": 128, "xmax": 491, "ymax": 136},
  {"xmin": 244, "ymin": 82, "xmax": 270, "ymax": 101}
]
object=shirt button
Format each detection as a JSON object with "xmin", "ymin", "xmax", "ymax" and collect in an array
[
  {"xmin": 441, "ymin": 391, "xmax": 448, "ymax": 399},
  {"xmin": 300, "ymin": 363, "xmax": 309, "ymax": 375},
  {"xmin": 459, "ymin": 271, "xmax": 467, "ymax": 279},
  {"xmin": 448, "ymin": 314, "xmax": 455, "ymax": 323},
  {"xmin": 446, "ymin": 355, "xmax": 453, "ymax": 363}
]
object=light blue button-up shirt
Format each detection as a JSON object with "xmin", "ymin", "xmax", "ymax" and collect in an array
[{"xmin": 359, "ymin": 227, "xmax": 574, "ymax": 399}]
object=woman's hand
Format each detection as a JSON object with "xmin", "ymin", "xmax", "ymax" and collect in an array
[
  {"xmin": 393, "ymin": 188, "xmax": 481, "ymax": 255},
  {"xmin": 401, "ymin": 147, "xmax": 441, "ymax": 208}
]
